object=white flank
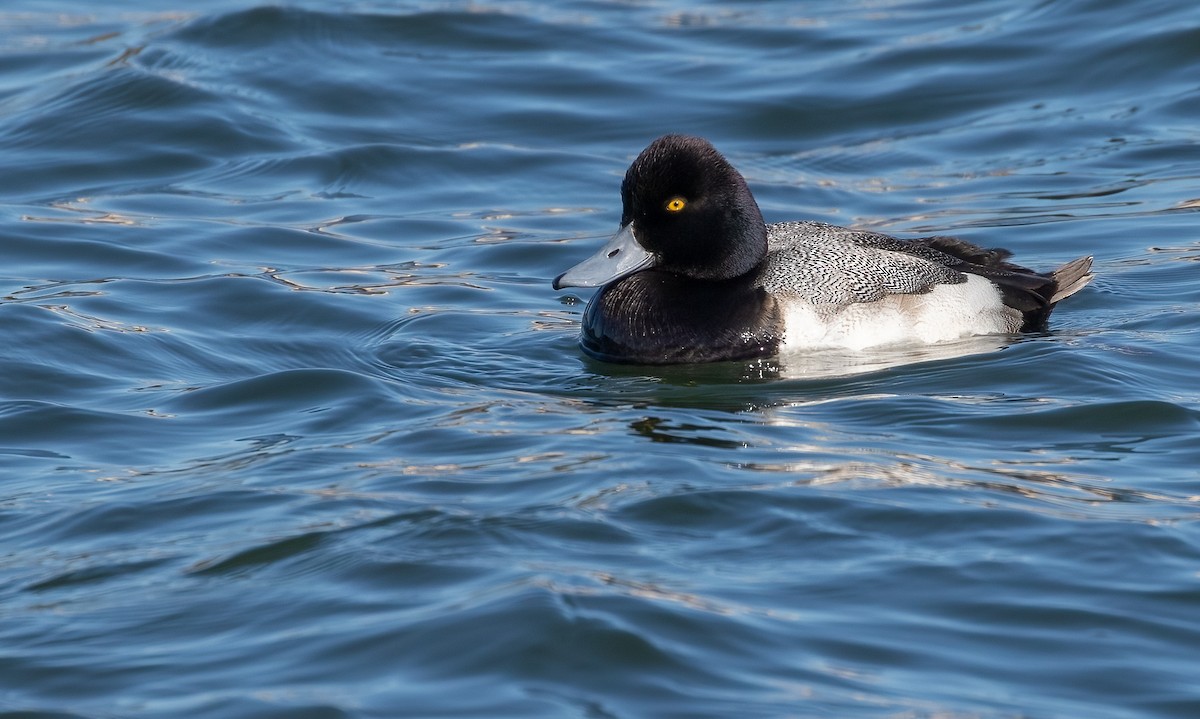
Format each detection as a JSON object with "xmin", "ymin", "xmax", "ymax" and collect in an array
[{"xmin": 780, "ymin": 274, "xmax": 1022, "ymax": 351}]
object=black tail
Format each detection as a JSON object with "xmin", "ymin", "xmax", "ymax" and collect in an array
[
  {"xmin": 914, "ymin": 236, "xmax": 1093, "ymax": 331},
  {"xmin": 1047, "ymin": 255, "xmax": 1094, "ymax": 305}
]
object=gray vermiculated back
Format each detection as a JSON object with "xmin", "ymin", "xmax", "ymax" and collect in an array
[{"xmin": 757, "ymin": 221, "xmax": 965, "ymax": 305}]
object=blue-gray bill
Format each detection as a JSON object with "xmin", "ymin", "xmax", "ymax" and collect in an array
[{"xmin": 552, "ymin": 223, "xmax": 655, "ymax": 289}]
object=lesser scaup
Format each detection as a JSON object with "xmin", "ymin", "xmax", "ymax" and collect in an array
[{"xmin": 553, "ymin": 134, "xmax": 1093, "ymax": 364}]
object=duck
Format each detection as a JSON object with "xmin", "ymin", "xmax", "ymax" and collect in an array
[{"xmin": 553, "ymin": 134, "xmax": 1093, "ymax": 365}]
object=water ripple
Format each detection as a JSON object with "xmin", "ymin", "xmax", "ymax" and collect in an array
[{"xmin": 3, "ymin": 2, "xmax": 1200, "ymax": 718}]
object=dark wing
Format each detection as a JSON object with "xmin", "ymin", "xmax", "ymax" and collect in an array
[
  {"xmin": 893, "ymin": 235, "xmax": 1092, "ymax": 328},
  {"xmin": 763, "ymin": 222, "xmax": 1093, "ymax": 330}
]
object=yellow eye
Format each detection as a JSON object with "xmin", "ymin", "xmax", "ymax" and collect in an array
[{"xmin": 664, "ymin": 197, "xmax": 687, "ymax": 213}]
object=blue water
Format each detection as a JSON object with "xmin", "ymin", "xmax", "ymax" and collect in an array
[{"xmin": 2, "ymin": 1, "xmax": 1199, "ymax": 717}]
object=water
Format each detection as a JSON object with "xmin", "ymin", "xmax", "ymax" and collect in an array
[{"xmin": 2, "ymin": 1, "xmax": 1199, "ymax": 717}]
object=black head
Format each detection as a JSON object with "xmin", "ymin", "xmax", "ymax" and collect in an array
[{"xmin": 620, "ymin": 135, "xmax": 767, "ymax": 281}]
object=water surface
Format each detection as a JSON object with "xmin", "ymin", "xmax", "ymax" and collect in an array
[{"xmin": 2, "ymin": 1, "xmax": 1199, "ymax": 717}]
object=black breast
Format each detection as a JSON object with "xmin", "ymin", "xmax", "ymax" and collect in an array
[{"xmin": 580, "ymin": 270, "xmax": 783, "ymax": 364}]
